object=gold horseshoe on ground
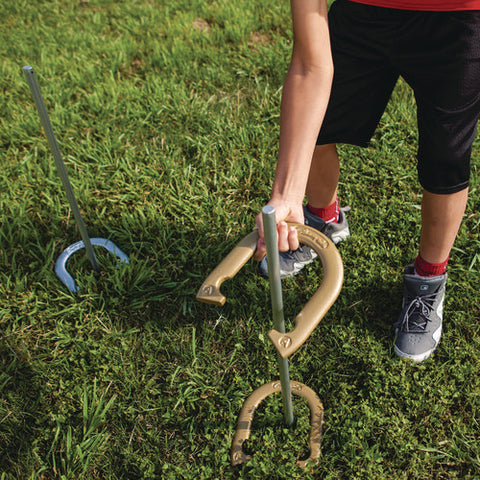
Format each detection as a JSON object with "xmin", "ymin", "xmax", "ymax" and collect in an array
[
  {"xmin": 196, "ymin": 224, "xmax": 344, "ymax": 358},
  {"xmin": 231, "ymin": 381, "xmax": 324, "ymax": 468}
]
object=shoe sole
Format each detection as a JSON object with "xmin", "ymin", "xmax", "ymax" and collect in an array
[{"xmin": 394, "ymin": 344, "xmax": 436, "ymax": 363}]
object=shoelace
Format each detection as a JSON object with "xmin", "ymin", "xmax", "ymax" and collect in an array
[{"xmin": 395, "ymin": 292, "xmax": 438, "ymax": 332}]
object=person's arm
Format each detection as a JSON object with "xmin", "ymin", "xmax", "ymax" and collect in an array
[{"xmin": 254, "ymin": 0, "xmax": 333, "ymax": 260}]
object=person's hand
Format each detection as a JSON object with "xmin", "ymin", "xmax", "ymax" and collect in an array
[{"xmin": 253, "ymin": 200, "xmax": 304, "ymax": 261}]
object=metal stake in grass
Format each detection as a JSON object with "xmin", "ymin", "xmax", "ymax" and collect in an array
[
  {"xmin": 262, "ymin": 205, "xmax": 294, "ymax": 426},
  {"xmin": 23, "ymin": 65, "xmax": 129, "ymax": 293}
]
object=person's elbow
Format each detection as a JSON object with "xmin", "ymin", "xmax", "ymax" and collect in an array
[{"xmin": 290, "ymin": 53, "xmax": 334, "ymax": 87}]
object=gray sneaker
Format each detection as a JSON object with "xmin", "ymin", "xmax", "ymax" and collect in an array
[
  {"xmin": 259, "ymin": 205, "xmax": 350, "ymax": 278},
  {"xmin": 393, "ymin": 265, "xmax": 447, "ymax": 363}
]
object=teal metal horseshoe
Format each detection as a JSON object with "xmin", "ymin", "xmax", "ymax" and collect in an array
[{"xmin": 55, "ymin": 238, "xmax": 129, "ymax": 293}]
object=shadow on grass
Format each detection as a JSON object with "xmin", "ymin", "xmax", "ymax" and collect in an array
[{"xmin": 0, "ymin": 338, "xmax": 43, "ymax": 475}]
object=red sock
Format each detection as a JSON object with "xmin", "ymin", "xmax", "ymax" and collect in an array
[
  {"xmin": 307, "ymin": 196, "xmax": 340, "ymax": 223},
  {"xmin": 414, "ymin": 254, "xmax": 448, "ymax": 277}
]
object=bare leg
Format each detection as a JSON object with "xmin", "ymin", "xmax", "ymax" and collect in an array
[
  {"xmin": 305, "ymin": 146, "xmax": 467, "ymax": 264},
  {"xmin": 306, "ymin": 143, "xmax": 340, "ymax": 208},
  {"xmin": 419, "ymin": 188, "xmax": 469, "ymax": 264}
]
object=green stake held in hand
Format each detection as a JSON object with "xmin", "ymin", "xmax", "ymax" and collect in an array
[{"xmin": 262, "ymin": 205, "xmax": 294, "ymax": 427}]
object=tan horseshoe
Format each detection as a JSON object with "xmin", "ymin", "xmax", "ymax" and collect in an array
[
  {"xmin": 196, "ymin": 224, "xmax": 344, "ymax": 358},
  {"xmin": 231, "ymin": 380, "xmax": 324, "ymax": 468}
]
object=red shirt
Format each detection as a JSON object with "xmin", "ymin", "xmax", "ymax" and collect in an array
[{"xmin": 349, "ymin": 0, "xmax": 480, "ymax": 10}]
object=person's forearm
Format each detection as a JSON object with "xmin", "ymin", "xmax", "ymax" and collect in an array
[
  {"xmin": 271, "ymin": 61, "xmax": 333, "ymax": 205},
  {"xmin": 254, "ymin": 0, "xmax": 332, "ymax": 258}
]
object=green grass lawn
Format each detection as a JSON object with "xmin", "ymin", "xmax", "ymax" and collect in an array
[{"xmin": 1, "ymin": 1, "xmax": 479, "ymax": 479}]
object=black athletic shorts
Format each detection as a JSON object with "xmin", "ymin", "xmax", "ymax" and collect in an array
[{"xmin": 317, "ymin": 0, "xmax": 480, "ymax": 194}]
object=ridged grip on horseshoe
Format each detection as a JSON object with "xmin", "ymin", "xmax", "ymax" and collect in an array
[{"xmin": 196, "ymin": 225, "xmax": 343, "ymax": 358}]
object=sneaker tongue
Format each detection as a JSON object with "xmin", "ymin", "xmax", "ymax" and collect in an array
[
  {"xmin": 406, "ymin": 275, "xmax": 443, "ymax": 297},
  {"xmin": 407, "ymin": 312, "xmax": 428, "ymax": 331}
]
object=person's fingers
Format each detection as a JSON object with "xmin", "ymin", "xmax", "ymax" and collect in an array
[
  {"xmin": 254, "ymin": 237, "xmax": 266, "ymax": 261},
  {"xmin": 277, "ymin": 221, "xmax": 290, "ymax": 252},
  {"xmin": 253, "ymin": 212, "xmax": 265, "ymax": 261},
  {"xmin": 287, "ymin": 225, "xmax": 300, "ymax": 251},
  {"xmin": 253, "ymin": 201, "xmax": 304, "ymax": 261},
  {"xmin": 254, "ymin": 212, "xmax": 264, "ymax": 237}
]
